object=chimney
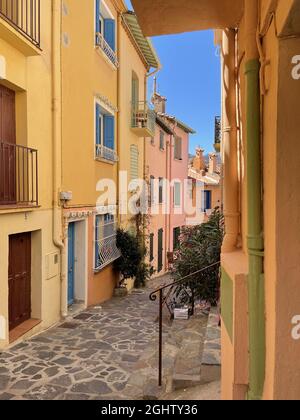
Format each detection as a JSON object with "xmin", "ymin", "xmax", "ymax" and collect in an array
[
  {"xmin": 152, "ymin": 77, "xmax": 167, "ymax": 113},
  {"xmin": 192, "ymin": 148, "xmax": 206, "ymax": 172},
  {"xmin": 209, "ymin": 153, "xmax": 217, "ymax": 174}
]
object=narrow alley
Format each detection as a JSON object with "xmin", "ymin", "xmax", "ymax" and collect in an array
[{"xmin": 0, "ymin": 278, "xmax": 220, "ymax": 400}]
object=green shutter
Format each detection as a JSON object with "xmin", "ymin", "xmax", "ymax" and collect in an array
[
  {"xmin": 130, "ymin": 145, "xmax": 139, "ymax": 180},
  {"xmin": 174, "ymin": 182, "xmax": 181, "ymax": 206},
  {"xmin": 158, "ymin": 229, "xmax": 163, "ymax": 273}
]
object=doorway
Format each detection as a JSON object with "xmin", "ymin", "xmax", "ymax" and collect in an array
[
  {"xmin": 8, "ymin": 232, "xmax": 31, "ymax": 331},
  {"xmin": 67, "ymin": 220, "xmax": 87, "ymax": 309},
  {"xmin": 0, "ymin": 84, "xmax": 16, "ymax": 205}
]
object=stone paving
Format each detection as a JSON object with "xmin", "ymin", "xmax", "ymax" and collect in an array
[
  {"xmin": 0, "ymin": 281, "xmax": 167, "ymax": 400},
  {"xmin": 201, "ymin": 308, "xmax": 221, "ymax": 366},
  {"xmin": 0, "ymin": 277, "xmax": 219, "ymax": 401}
]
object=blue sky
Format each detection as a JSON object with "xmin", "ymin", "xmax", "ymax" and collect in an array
[{"xmin": 126, "ymin": 1, "xmax": 221, "ymax": 154}]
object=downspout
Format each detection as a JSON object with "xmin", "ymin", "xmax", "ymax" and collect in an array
[
  {"xmin": 144, "ymin": 66, "xmax": 160, "ymax": 241},
  {"xmin": 117, "ymin": 12, "xmax": 121, "ymax": 226},
  {"xmin": 221, "ymin": 29, "xmax": 239, "ymax": 253},
  {"xmin": 245, "ymin": 0, "xmax": 265, "ymax": 400},
  {"xmin": 52, "ymin": 0, "xmax": 68, "ymax": 318}
]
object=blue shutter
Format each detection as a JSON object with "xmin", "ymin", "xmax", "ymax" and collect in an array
[
  {"xmin": 96, "ymin": 104, "xmax": 101, "ymax": 145},
  {"xmin": 96, "ymin": 0, "xmax": 101, "ymax": 33},
  {"xmin": 207, "ymin": 191, "xmax": 212, "ymax": 209},
  {"xmin": 104, "ymin": 115, "xmax": 115, "ymax": 150},
  {"xmin": 104, "ymin": 19, "xmax": 115, "ymax": 51}
]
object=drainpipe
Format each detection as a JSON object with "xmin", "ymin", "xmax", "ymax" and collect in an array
[
  {"xmin": 245, "ymin": 0, "xmax": 265, "ymax": 400},
  {"xmin": 52, "ymin": 0, "xmax": 68, "ymax": 318},
  {"xmin": 221, "ymin": 29, "xmax": 239, "ymax": 253}
]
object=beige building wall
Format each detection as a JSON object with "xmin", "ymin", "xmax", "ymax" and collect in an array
[{"xmin": 0, "ymin": 0, "xmax": 61, "ymax": 348}]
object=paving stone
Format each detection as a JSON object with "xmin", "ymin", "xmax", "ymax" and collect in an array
[
  {"xmin": 0, "ymin": 376, "xmax": 10, "ymax": 391},
  {"xmin": 22, "ymin": 366, "xmax": 42, "ymax": 376},
  {"xmin": 71, "ymin": 380, "xmax": 112, "ymax": 395}
]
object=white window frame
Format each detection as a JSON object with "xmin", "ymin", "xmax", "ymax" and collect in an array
[
  {"xmin": 95, "ymin": 0, "xmax": 118, "ymax": 68},
  {"xmin": 95, "ymin": 98, "xmax": 118, "ymax": 163}
]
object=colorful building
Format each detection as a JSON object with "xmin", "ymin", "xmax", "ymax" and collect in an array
[
  {"xmin": 188, "ymin": 148, "xmax": 221, "ymax": 225},
  {"xmin": 146, "ymin": 90, "xmax": 195, "ymax": 275},
  {"xmin": 133, "ymin": 0, "xmax": 300, "ymax": 400},
  {"xmin": 0, "ymin": 0, "xmax": 61, "ymax": 348}
]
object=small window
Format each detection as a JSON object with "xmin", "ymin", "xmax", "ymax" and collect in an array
[
  {"xmin": 95, "ymin": 103, "xmax": 117, "ymax": 162},
  {"xmin": 95, "ymin": 214, "xmax": 120, "ymax": 270},
  {"xmin": 149, "ymin": 176, "xmax": 155, "ymax": 206},
  {"xmin": 132, "ymin": 73, "xmax": 139, "ymax": 108},
  {"xmin": 130, "ymin": 145, "xmax": 139, "ymax": 180},
  {"xmin": 202, "ymin": 190, "xmax": 212, "ymax": 211},
  {"xmin": 159, "ymin": 131, "xmax": 165, "ymax": 151},
  {"xmin": 95, "ymin": 0, "xmax": 117, "ymax": 66},
  {"xmin": 174, "ymin": 137, "xmax": 182, "ymax": 160},
  {"xmin": 174, "ymin": 182, "xmax": 181, "ymax": 207},
  {"xmin": 149, "ymin": 233, "xmax": 154, "ymax": 262},
  {"xmin": 159, "ymin": 178, "xmax": 164, "ymax": 204},
  {"xmin": 173, "ymin": 227, "xmax": 181, "ymax": 250}
]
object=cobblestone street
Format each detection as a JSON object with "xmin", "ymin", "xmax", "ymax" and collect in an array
[{"xmin": 0, "ymin": 283, "xmax": 165, "ymax": 400}]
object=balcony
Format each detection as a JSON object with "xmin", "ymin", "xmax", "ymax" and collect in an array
[
  {"xmin": 95, "ymin": 144, "xmax": 119, "ymax": 163},
  {"xmin": 0, "ymin": 141, "xmax": 38, "ymax": 207},
  {"xmin": 131, "ymin": 101, "xmax": 156, "ymax": 138},
  {"xmin": 96, "ymin": 32, "xmax": 119, "ymax": 68}
]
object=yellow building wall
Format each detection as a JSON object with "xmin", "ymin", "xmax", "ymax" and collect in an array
[
  {"xmin": 0, "ymin": 0, "xmax": 61, "ymax": 348},
  {"xmin": 61, "ymin": 0, "xmax": 118, "ymax": 207},
  {"xmin": 118, "ymin": 20, "xmax": 147, "ymax": 230},
  {"xmin": 61, "ymin": 0, "xmax": 121, "ymax": 305}
]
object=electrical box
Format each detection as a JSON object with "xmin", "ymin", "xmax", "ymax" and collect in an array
[
  {"xmin": 60, "ymin": 191, "xmax": 73, "ymax": 201},
  {"xmin": 45, "ymin": 253, "xmax": 59, "ymax": 280}
]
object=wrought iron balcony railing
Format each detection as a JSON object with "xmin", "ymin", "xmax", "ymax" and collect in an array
[
  {"xmin": 96, "ymin": 32, "xmax": 119, "ymax": 68},
  {"xmin": 0, "ymin": 0, "xmax": 41, "ymax": 47},
  {"xmin": 95, "ymin": 144, "xmax": 119, "ymax": 163},
  {"xmin": 131, "ymin": 101, "xmax": 156, "ymax": 138},
  {"xmin": 0, "ymin": 141, "xmax": 38, "ymax": 206},
  {"xmin": 95, "ymin": 220, "xmax": 120, "ymax": 271}
]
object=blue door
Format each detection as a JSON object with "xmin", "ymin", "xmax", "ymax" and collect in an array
[{"xmin": 68, "ymin": 222, "xmax": 75, "ymax": 306}]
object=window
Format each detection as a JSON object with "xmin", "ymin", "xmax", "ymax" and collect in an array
[
  {"xmin": 173, "ymin": 227, "xmax": 181, "ymax": 250},
  {"xmin": 95, "ymin": 214, "xmax": 120, "ymax": 271},
  {"xmin": 158, "ymin": 229, "xmax": 163, "ymax": 273},
  {"xmin": 95, "ymin": 103, "xmax": 117, "ymax": 162},
  {"xmin": 130, "ymin": 145, "xmax": 139, "ymax": 180},
  {"xmin": 202, "ymin": 190, "xmax": 212, "ymax": 211},
  {"xmin": 174, "ymin": 137, "xmax": 182, "ymax": 160},
  {"xmin": 159, "ymin": 131, "xmax": 165, "ymax": 150},
  {"xmin": 132, "ymin": 73, "xmax": 139, "ymax": 108},
  {"xmin": 174, "ymin": 182, "xmax": 181, "ymax": 207},
  {"xmin": 149, "ymin": 233, "xmax": 154, "ymax": 262},
  {"xmin": 95, "ymin": 0, "xmax": 118, "ymax": 66},
  {"xmin": 149, "ymin": 176, "xmax": 155, "ymax": 206},
  {"xmin": 159, "ymin": 178, "xmax": 164, "ymax": 204}
]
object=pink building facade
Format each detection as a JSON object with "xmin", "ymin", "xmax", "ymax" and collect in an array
[{"xmin": 146, "ymin": 93, "xmax": 195, "ymax": 276}]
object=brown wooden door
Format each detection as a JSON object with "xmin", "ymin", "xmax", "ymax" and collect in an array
[
  {"xmin": 0, "ymin": 84, "xmax": 16, "ymax": 204},
  {"xmin": 8, "ymin": 233, "xmax": 31, "ymax": 331}
]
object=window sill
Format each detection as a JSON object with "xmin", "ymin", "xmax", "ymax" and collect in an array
[
  {"xmin": 95, "ymin": 156, "xmax": 118, "ymax": 165},
  {"xmin": 174, "ymin": 158, "xmax": 183, "ymax": 162},
  {"xmin": 95, "ymin": 46, "xmax": 118, "ymax": 71}
]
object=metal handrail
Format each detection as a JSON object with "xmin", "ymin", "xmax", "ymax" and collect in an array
[{"xmin": 149, "ymin": 261, "xmax": 221, "ymax": 387}]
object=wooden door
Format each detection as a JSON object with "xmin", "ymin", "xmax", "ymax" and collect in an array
[
  {"xmin": 0, "ymin": 85, "xmax": 16, "ymax": 204},
  {"xmin": 8, "ymin": 233, "xmax": 31, "ymax": 331}
]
